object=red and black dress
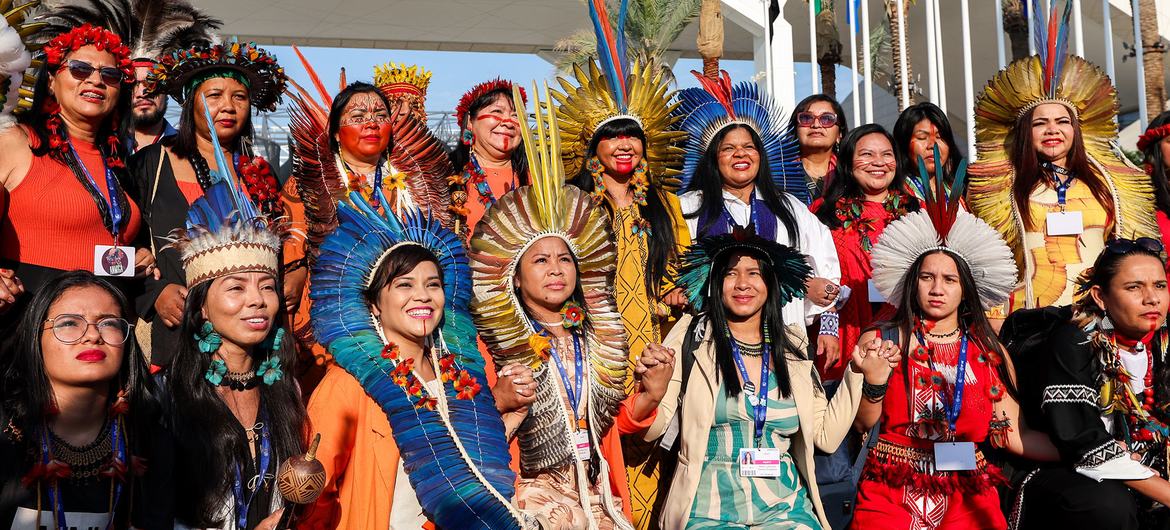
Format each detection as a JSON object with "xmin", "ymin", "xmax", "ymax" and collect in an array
[{"xmin": 852, "ymin": 330, "xmax": 1009, "ymax": 530}]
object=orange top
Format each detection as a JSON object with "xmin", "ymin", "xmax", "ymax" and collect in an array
[
  {"xmin": 175, "ymin": 180, "xmax": 204, "ymax": 205},
  {"xmin": 1, "ymin": 140, "xmax": 142, "ymax": 270},
  {"xmin": 463, "ymin": 165, "xmax": 520, "ymax": 236}
]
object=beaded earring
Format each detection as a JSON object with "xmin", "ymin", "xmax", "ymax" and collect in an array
[
  {"xmin": 256, "ymin": 328, "xmax": 286, "ymax": 385},
  {"xmin": 195, "ymin": 322, "xmax": 222, "ymax": 354},
  {"xmin": 461, "ymin": 128, "xmax": 474, "ymax": 146},
  {"xmin": 586, "ymin": 156, "xmax": 607, "ymax": 202},
  {"xmin": 630, "ymin": 158, "xmax": 649, "ymax": 206}
]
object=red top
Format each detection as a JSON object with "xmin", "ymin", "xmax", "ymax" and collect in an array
[
  {"xmin": 176, "ymin": 180, "xmax": 204, "ymax": 205},
  {"xmin": 1, "ymin": 140, "xmax": 142, "ymax": 270},
  {"xmin": 810, "ymin": 198, "xmax": 898, "ymax": 379}
]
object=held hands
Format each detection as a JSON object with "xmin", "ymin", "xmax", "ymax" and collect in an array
[
  {"xmin": 849, "ymin": 337, "xmax": 901, "ymax": 385},
  {"xmin": 0, "ymin": 268, "xmax": 23, "ymax": 314},
  {"xmin": 492, "ymin": 363, "xmax": 537, "ymax": 414},
  {"xmin": 636, "ymin": 343, "xmax": 675, "ymax": 402}
]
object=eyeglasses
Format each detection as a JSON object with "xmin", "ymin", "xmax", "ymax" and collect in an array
[
  {"xmin": 796, "ymin": 112, "xmax": 838, "ymax": 128},
  {"xmin": 43, "ymin": 314, "xmax": 132, "ymax": 345},
  {"xmin": 1104, "ymin": 237, "xmax": 1165, "ymax": 256},
  {"xmin": 59, "ymin": 60, "xmax": 128, "ymax": 86}
]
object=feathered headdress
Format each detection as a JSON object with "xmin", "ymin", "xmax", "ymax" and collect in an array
[
  {"xmin": 676, "ymin": 228, "xmax": 812, "ymax": 314},
  {"xmin": 0, "ymin": 0, "xmax": 40, "ymax": 127},
  {"xmin": 286, "ymin": 46, "xmax": 452, "ymax": 266},
  {"xmin": 552, "ymin": 0, "xmax": 686, "ymax": 190},
  {"xmin": 310, "ymin": 192, "xmax": 525, "ymax": 528},
  {"xmin": 373, "ymin": 61, "xmax": 431, "ymax": 121},
  {"xmin": 144, "ymin": 41, "xmax": 286, "ymax": 111},
  {"xmin": 873, "ymin": 148, "xmax": 1018, "ymax": 309},
  {"xmin": 454, "ymin": 78, "xmax": 525, "ymax": 128},
  {"xmin": 167, "ymin": 96, "xmax": 286, "ymax": 287},
  {"xmin": 30, "ymin": 0, "xmax": 219, "ymax": 62},
  {"xmin": 968, "ymin": 0, "xmax": 1157, "ymax": 289},
  {"xmin": 468, "ymin": 84, "xmax": 628, "ymax": 477},
  {"xmin": 672, "ymin": 70, "xmax": 804, "ymax": 199}
]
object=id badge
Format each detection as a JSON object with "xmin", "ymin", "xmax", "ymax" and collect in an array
[
  {"xmin": 867, "ymin": 279, "xmax": 886, "ymax": 303},
  {"xmin": 574, "ymin": 430, "xmax": 591, "ymax": 461},
  {"xmin": 94, "ymin": 245, "xmax": 134, "ymax": 277},
  {"xmin": 933, "ymin": 442, "xmax": 977, "ymax": 471},
  {"xmin": 738, "ymin": 448, "xmax": 781, "ymax": 477},
  {"xmin": 1046, "ymin": 211, "xmax": 1084, "ymax": 236}
]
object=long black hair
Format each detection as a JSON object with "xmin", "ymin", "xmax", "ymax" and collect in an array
[
  {"xmin": 1141, "ymin": 111, "xmax": 1170, "ymax": 216},
  {"xmin": 167, "ymin": 277, "xmax": 306, "ymax": 526},
  {"xmin": 449, "ymin": 87, "xmax": 529, "ymax": 183},
  {"xmin": 165, "ymin": 72, "xmax": 256, "ymax": 160},
  {"xmin": 815, "ymin": 124, "xmax": 920, "ymax": 229},
  {"xmin": 706, "ymin": 248, "xmax": 797, "ymax": 398},
  {"xmin": 683, "ymin": 123, "xmax": 799, "ymax": 243},
  {"xmin": 788, "ymin": 94, "xmax": 849, "ymax": 151},
  {"xmin": 873, "ymin": 249, "xmax": 1018, "ymax": 401},
  {"xmin": 328, "ymin": 81, "xmax": 395, "ymax": 156},
  {"xmin": 568, "ymin": 118, "xmax": 679, "ymax": 298},
  {"xmin": 892, "ymin": 102, "xmax": 964, "ymax": 188},
  {"xmin": 0, "ymin": 271, "xmax": 157, "ymax": 454}
]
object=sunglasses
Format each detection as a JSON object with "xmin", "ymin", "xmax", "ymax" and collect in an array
[
  {"xmin": 1104, "ymin": 237, "xmax": 1165, "ymax": 255},
  {"xmin": 59, "ymin": 60, "xmax": 128, "ymax": 86},
  {"xmin": 796, "ymin": 112, "xmax": 838, "ymax": 128}
]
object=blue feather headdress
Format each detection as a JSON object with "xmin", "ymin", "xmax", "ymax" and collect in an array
[
  {"xmin": 310, "ymin": 190, "xmax": 525, "ymax": 529},
  {"xmin": 168, "ymin": 95, "xmax": 284, "ymax": 287},
  {"xmin": 676, "ymin": 228, "xmax": 812, "ymax": 313},
  {"xmin": 672, "ymin": 70, "xmax": 804, "ymax": 200},
  {"xmin": 1018, "ymin": 0, "xmax": 1075, "ymax": 117}
]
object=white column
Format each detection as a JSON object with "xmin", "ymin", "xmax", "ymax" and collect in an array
[
  {"xmin": 1103, "ymin": 0, "xmax": 1115, "ymax": 82},
  {"xmin": 933, "ymin": 0, "xmax": 947, "ymax": 113},
  {"xmin": 993, "ymin": 0, "xmax": 1006, "ymax": 68},
  {"xmin": 809, "ymin": 0, "xmax": 820, "ymax": 93},
  {"xmin": 721, "ymin": 0, "xmax": 797, "ymax": 109},
  {"xmin": 861, "ymin": 0, "xmax": 873, "ymax": 122},
  {"xmin": 961, "ymin": 0, "xmax": 975, "ymax": 160},
  {"xmin": 1132, "ymin": 0, "xmax": 1147, "ymax": 130},
  {"xmin": 927, "ymin": 0, "xmax": 939, "ymax": 101},
  {"xmin": 1028, "ymin": 0, "xmax": 1037, "ymax": 56},
  {"xmin": 896, "ymin": 0, "xmax": 909, "ymax": 109},
  {"xmin": 849, "ymin": 0, "xmax": 861, "ymax": 126},
  {"xmin": 1072, "ymin": 0, "xmax": 1084, "ymax": 57}
]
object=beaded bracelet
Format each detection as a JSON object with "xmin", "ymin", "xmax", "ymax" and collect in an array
[
  {"xmin": 819, "ymin": 311, "xmax": 840, "ymax": 337},
  {"xmin": 862, "ymin": 380, "xmax": 888, "ymax": 402}
]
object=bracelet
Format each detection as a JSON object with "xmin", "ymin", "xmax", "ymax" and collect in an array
[
  {"xmin": 818, "ymin": 311, "xmax": 840, "ymax": 337},
  {"xmin": 862, "ymin": 380, "xmax": 888, "ymax": 402}
]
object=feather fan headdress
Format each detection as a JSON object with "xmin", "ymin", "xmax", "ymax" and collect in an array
[
  {"xmin": 31, "ymin": 0, "xmax": 219, "ymax": 61},
  {"xmin": 968, "ymin": 0, "xmax": 1157, "ymax": 288},
  {"xmin": 0, "ymin": 0, "xmax": 39, "ymax": 127},
  {"xmin": 676, "ymin": 228, "xmax": 812, "ymax": 314},
  {"xmin": 468, "ymin": 84, "xmax": 629, "ymax": 477},
  {"xmin": 672, "ymin": 70, "xmax": 804, "ymax": 199},
  {"xmin": 167, "ymin": 96, "xmax": 285, "ymax": 287},
  {"xmin": 286, "ymin": 46, "xmax": 452, "ymax": 266},
  {"xmin": 873, "ymin": 148, "xmax": 1018, "ymax": 309},
  {"xmin": 552, "ymin": 0, "xmax": 686, "ymax": 190}
]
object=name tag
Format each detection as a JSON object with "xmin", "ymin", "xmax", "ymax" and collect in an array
[
  {"xmin": 94, "ymin": 245, "xmax": 134, "ymax": 277},
  {"xmin": 738, "ymin": 447, "xmax": 781, "ymax": 477},
  {"xmin": 574, "ymin": 430, "xmax": 591, "ymax": 461},
  {"xmin": 934, "ymin": 441, "xmax": 978, "ymax": 471},
  {"xmin": 1046, "ymin": 211, "xmax": 1084, "ymax": 236},
  {"xmin": 867, "ymin": 279, "xmax": 887, "ymax": 303}
]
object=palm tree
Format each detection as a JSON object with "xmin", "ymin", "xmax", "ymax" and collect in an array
[
  {"xmin": 884, "ymin": 0, "xmax": 917, "ymax": 107},
  {"xmin": 554, "ymin": 0, "xmax": 703, "ymax": 85},
  {"xmin": 815, "ymin": 1, "xmax": 843, "ymax": 98},
  {"xmin": 1139, "ymin": 0, "xmax": 1166, "ymax": 114},
  {"xmin": 1002, "ymin": 0, "xmax": 1030, "ymax": 61}
]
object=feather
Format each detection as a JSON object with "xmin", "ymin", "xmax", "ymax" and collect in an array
[
  {"xmin": 31, "ymin": 0, "xmax": 217, "ymax": 55},
  {"xmin": 1030, "ymin": 0, "xmax": 1045, "ymax": 65},
  {"xmin": 0, "ymin": 1, "xmax": 35, "ymax": 128},
  {"xmin": 589, "ymin": 0, "xmax": 626, "ymax": 109},
  {"xmin": 292, "ymin": 44, "xmax": 331, "ymax": 106},
  {"xmin": 1051, "ymin": 0, "xmax": 1073, "ymax": 95},
  {"xmin": 676, "ymin": 232, "xmax": 811, "ymax": 314}
]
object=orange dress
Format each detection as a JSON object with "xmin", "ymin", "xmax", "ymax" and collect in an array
[{"xmin": 460, "ymin": 165, "xmax": 521, "ymax": 236}]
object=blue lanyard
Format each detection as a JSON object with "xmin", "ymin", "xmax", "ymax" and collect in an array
[
  {"xmin": 69, "ymin": 141, "xmax": 123, "ymax": 243},
  {"xmin": 232, "ymin": 409, "xmax": 272, "ymax": 529},
  {"xmin": 373, "ymin": 163, "xmax": 384, "ymax": 192},
  {"xmin": 1041, "ymin": 162, "xmax": 1075, "ymax": 206},
  {"xmin": 548, "ymin": 333, "xmax": 585, "ymax": 424},
  {"xmin": 729, "ymin": 338, "xmax": 771, "ymax": 443},
  {"xmin": 917, "ymin": 332, "xmax": 969, "ymax": 435},
  {"xmin": 39, "ymin": 418, "xmax": 127, "ymax": 530},
  {"xmin": 708, "ymin": 194, "xmax": 778, "ymax": 241}
]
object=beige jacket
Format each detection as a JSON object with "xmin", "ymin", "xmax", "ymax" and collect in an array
[{"xmin": 645, "ymin": 315, "xmax": 864, "ymax": 530}]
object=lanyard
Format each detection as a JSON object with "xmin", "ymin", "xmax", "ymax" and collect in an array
[
  {"xmin": 39, "ymin": 418, "xmax": 126, "ymax": 530},
  {"xmin": 1041, "ymin": 162, "xmax": 1075, "ymax": 207},
  {"xmin": 917, "ymin": 332, "xmax": 969, "ymax": 435},
  {"xmin": 729, "ymin": 338, "xmax": 771, "ymax": 444},
  {"xmin": 341, "ymin": 158, "xmax": 385, "ymax": 191},
  {"xmin": 232, "ymin": 409, "xmax": 272, "ymax": 529},
  {"xmin": 69, "ymin": 142, "xmax": 123, "ymax": 243},
  {"xmin": 548, "ymin": 332, "xmax": 585, "ymax": 425},
  {"xmin": 707, "ymin": 194, "xmax": 777, "ymax": 241}
]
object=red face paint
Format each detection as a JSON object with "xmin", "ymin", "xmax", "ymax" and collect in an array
[{"xmin": 338, "ymin": 121, "xmax": 391, "ymax": 159}]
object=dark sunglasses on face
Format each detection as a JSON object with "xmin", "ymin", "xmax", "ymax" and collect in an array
[
  {"xmin": 1104, "ymin": 237, "xmax": 1165, "ymax": 256},
  {"xmin": 797, "ymin": 112, "xmax": 838, "ymax": 128},
  {"xmin": 59, "ymin": 60, "xmax": 128, "ymax": 86}
]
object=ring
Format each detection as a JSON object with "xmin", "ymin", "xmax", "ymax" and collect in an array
[{"xmin": 824, "ymin": 284, "xmax": 839, "ymax": 295}]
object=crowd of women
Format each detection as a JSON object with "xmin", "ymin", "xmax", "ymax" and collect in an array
[{"xmin": 2, "ymin": 0, "xmax": 1170, "ymax": 529}]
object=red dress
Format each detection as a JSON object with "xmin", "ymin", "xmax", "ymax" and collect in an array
[
  {"xmin": 852, "ymin": 337, "xmax": 1008, "ymax": 530},
  {"xmin": 810, "ymin": 198, "xmax": 899, "ymax": 380}
]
